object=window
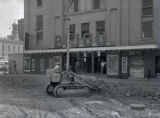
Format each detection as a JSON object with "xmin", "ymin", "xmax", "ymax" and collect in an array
[
  {"xmin": 8, "ymin": 45, "xmax": 10, "ymax": 53},
  {"xmin": 69, "ymin": 24, "xmax": 75, "ymax": 41},
  {"xmin": 142, "ymin": 0, "xmax": 153, "ymax": 16},
  {"xmin": 24, "ymin": 57, "xmax": 30, "ymax": 72},
  {"xmin": 36, "ymin": 32, "xmax": 43, "ymax": 41},
  {"xmin": 37, "ymin": 0, "xmax": 42, "ymax": 7},
  {"xmin": 93, "ymin": 0, "xmax": 100, "ymax": 9},
  {"xmin": 49, "ymin": 58, "xmax": 53, "ymax": 69},
  {"xmin": 96, "ymin": 21, "xmax": 105, "ymax": 32},
  {"xmin": 18, "ymin": 46, "xmax": 20, "ymax": 53},
  {"xmin": 81, "ymin": 23, "xmax": 89, "ymax": 38},
  {"xmin": 74, "ymin": 0, "xmax": 79, "ymax": 12},
  {"xmin": 36, "ymin": 15, "xmax": 43, "ymax": 43},
  {"xmin": 13, "ymin": 46, "xmax": 15, "ymax": 53},
  {"xmin": 40, "ymin": 58, "xmax": 44, "ymax": 71},
  {"xmin": 96, "ymin": 21, "xmax": 105, "ymax": 44},
  {"xmin": 32, "ymin": 59, "xmax": 35, "ymax": 71},
  {"xmin": 142, "ymin": 21, "xmax": 153, "ymax": 38},
  {"xmin": 36, "ymin": 15, "xmax": 43, "ymax": 31}
]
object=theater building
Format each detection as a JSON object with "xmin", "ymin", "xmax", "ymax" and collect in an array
[{"xmin": 24, "ymin": 0, "xmax": 160, "ymax": 78}]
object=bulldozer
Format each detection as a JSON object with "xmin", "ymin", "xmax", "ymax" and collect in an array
[{"xmin": 46, "ymin": 65, "xmax": 96, "ymax": 97}]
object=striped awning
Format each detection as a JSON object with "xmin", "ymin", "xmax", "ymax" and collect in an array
[{"xmin": 24, "ymin": 45, "xmax": 159, "ymax": 54}]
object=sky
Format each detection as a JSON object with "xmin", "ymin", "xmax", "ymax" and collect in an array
[{"xmin": 0, "ymin": 0, "xmax": 24, "ymax": 38}]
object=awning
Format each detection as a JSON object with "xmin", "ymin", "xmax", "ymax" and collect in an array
[
  {"xmin": 24, "ymin": 48, "xmax": 66, "ymax": 54},
  {"xmin": 24, "ymin": 45, "xmax": 159, "ymax": 54}
]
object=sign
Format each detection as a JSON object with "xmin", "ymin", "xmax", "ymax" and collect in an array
[
  {"xmin": 122, "ymin": 57, "xmax": 128, "ymax": 73},
  {"xmin": 107, "ymin": 55, "xmax": 118, "ymax": 75}
]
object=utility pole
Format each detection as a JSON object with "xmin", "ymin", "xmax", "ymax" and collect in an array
[{"xmin": 62, "ymin": 0, "xmax": 75, "ymax": 71}]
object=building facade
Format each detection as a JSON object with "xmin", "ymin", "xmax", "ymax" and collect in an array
[
  {"xmin": 24, "ymin": 0, "xmax": 160, "ymax": 78},
  {"xmin": 0, "ymin": 38, "xmax": 24, "ymax": 60}
]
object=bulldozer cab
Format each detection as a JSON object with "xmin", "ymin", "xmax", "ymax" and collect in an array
[{"xmin": 46, "ymin": 64, "xmax": 61, "ymax": 83}]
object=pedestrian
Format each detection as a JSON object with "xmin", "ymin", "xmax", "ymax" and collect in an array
[
  {"xmin": 147, "ymin": 69, "xmax": 151, "ymax": 80},
  {"xmin": 13, "ymin": 61, "xmax": 17, "ymax": 74},
  {"xmin": 100, "ymin": 61, "xmax": 106, "ymax": 74}
]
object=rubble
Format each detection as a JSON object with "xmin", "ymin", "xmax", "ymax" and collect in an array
[{"xmin": 0, "ymin": 75, "xmax": 159, "ymax": 118}]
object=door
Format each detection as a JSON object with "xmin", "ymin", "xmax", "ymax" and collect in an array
[
  {"xmin": 130, "ymin": 56, "xmax": 144, "ymax": 78},
  {"xmin": 156, "ymin": 56, "xmax": 160, "ymax": 76}
]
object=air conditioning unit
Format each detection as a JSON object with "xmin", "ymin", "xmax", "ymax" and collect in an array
[
  {"xmin": 96, "ymin": 32, "xmax": 105, "ymax": 46},
  {"xmin": 84, "ymin": 33, "xmax": 92, "ymax": 47},
  {"xmin": 54, "ymin": 35, "xmax": 62, "ymax": 48}
]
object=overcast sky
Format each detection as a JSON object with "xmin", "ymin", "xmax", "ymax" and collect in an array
[{"xmin": 0, "ymin": 0, "xmax": 24, "ymax": 38}]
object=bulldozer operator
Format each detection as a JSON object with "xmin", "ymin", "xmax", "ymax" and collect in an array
[{"xmin": 46, "ymin": 64, "xmax": 61, "ymax": 88}]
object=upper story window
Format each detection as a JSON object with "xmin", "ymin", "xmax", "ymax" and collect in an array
[
  {"xmin": 142, "ymin": 21, "xmax": 153, "ymax": 38},
  {"xmin": 8, "ymin": 45, "xmax": 10, "ymax": 53},
  {"xmin": 36, "ymin": 15, "xmax": 43, "ymax": 31},
  {"xmin": 36, "ymin": 15, "xmax": 43, "ymax": 43},
  {"xmin": 81, "ymin": 23, "xmax": 89, "ymax": 38},
  {"xmin": 13, "ymin": 46, "xmax": 16, "ymax": 53},
  {"xmin": 37, "ymin": 0, "xmax": 43, "ymax": 8},
  {"xmin": 96, "ymin": 21, "xmax": 105, "ymax": 32},
  {"xmin": 93, "ymin": 0, "xmax": 100, "ymax": 10},
  {"xmin": 74, "ymin": 0, "xmax": 79, "ymax": 12},
  {"xmin": 96, "ymin": 21, "xmax": 105, "ymax": 42},
  {"xmin": 142, "ymin": 0, "xmax": 153, "ymax": 16},
  {"xmin": 69, "ymin": 24, "xmax": 75, "ymax": 41}
]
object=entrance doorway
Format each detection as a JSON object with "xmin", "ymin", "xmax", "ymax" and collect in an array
[
  {"xmin": 156, "ymin": 56, "xmax": 160, "ymax": 76},
  {"xmin": 130, "ymin": 56, "xmax": 144, "ymax": 78}
]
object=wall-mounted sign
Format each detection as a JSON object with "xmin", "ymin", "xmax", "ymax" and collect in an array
[
  {"xmin": 122, "ymin": 57, "xmax": 128, "ymax": 73},
  {"xmin": 107, "ymin": 55, "xmax": 118, "ymax": 75}
]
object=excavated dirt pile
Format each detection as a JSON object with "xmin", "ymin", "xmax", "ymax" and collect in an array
[{"xmin": 0, "ymin": 74, "xmax": 159, "ymax": 118}]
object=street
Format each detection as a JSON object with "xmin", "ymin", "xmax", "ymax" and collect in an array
[{"xmin": 0, "ymin": 74, "xmax": 159, "ymax": 118}]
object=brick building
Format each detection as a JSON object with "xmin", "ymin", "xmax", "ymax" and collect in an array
[{"xmin": 24, "ymin": 0, "xmax": 160, "ymax": 78}]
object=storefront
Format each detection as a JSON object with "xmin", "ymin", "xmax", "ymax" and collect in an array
[
  {"xmin": 24, "ymin": 49, "xmax": 65, "ymax": 74},
  {"xmin": 24, "ymin": 45, "xmax": 159, "ymax": 79}
]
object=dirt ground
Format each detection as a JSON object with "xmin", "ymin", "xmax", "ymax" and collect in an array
[{"xmin": 0, "ymin": 74, "xmax": 159, "ymax": 118}]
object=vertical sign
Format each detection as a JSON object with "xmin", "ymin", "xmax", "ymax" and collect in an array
[
  {"xmin": 107, "ymin": 55, "xmax": 118, "ymax": 75},
  {"xmin": 122, "ymin": 57, "xmax": 128, "ymax": 73}
]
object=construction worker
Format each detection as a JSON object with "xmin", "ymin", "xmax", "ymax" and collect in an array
[{"xmin": 46, "ymin": 64, "xmax": 61, "ymax": 87}]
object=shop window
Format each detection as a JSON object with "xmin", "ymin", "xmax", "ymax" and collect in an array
[
  {"xmin": 93, "ymin": 0, "xmax": 100, "ymax": 9},
  {"xmin": 31, "ymin": 59, "xmax": 35, "ymax": 72},
  {"xmin": 37, "ymin": 0, "xmax": 43, "ymax": 7},
  {"xmin": 142, "ymin": 0, "xmax": 153, "ymax": 16},
  {"xmin": 24, "ymin": 57, "xmax": 30, "ymax": 72},
  {"xmin": 142, "ymin": 21, "xmax": 153, "ymax": 38},
  {"xmin": 49, "ymin": 58, "xmax": 53, "ymax": 69},
  {"xmin": 40, "ymin": 58, "xmax": 44, "ymax": 71}
]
